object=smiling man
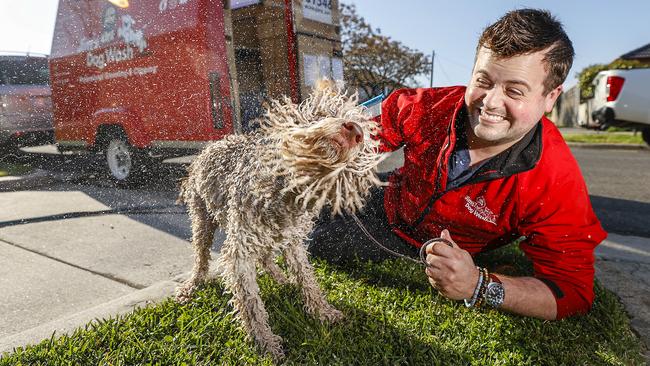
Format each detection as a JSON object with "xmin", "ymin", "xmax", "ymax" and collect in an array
[{"xmin": 308, "ymin": 9, "xmax": 606, "ymax": 320}]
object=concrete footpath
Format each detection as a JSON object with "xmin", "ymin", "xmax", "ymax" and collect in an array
[
  {"xmin": 0, "ymin": 164, "xmax": 209, "ymax": 353},
  {"xmin": 593, "ymin": 234, "xmax": 650, "ymax": 354},
  {"xmin": 0, "ymin": 150, "xmax": 648, "ymax": 359}
]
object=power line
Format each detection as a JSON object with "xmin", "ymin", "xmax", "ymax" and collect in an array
[
  {"xmin": 436, "ymin": 56, "xmax": 453, "ymax": 85},
  {"xmin": 437, "ymin": 53, "xmax": 473, "ymax": 72}
]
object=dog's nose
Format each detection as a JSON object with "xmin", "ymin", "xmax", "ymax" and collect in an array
[{"xmin": 342, "ymin": 122, "xmax": 363, "ymax": 146}]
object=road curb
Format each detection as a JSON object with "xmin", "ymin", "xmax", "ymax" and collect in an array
[
  {"xmin": 566, "ymin": 142, "xmax": 648, "ymax": 150},
  {"xmin": 0, "ymin": 277, "xmax": 185, "ymax": 354}
]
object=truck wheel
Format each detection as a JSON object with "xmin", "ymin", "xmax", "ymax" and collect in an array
[
  {"xmin": 104, "ymin": 136, "xmax": 148, "ymax": 186},
  {"xmin": 642, "ymin": 128, "xmax": 650, "ymax": 146}
]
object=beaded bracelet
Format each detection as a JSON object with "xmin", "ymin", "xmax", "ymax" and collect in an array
[
  {"xmin": 464, "ymin": 266, "xmax": 484, "ymax": 308},
  {"xmin": 474, "ymin": 267, "xmax": 490, "ymax": 308}
]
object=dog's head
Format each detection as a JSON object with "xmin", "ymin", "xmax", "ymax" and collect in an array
[{"xmin": 259, "ymin": 80, "xmax": 385, "ymax": 215}]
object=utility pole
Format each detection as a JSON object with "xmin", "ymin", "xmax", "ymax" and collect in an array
[{"xmin": 430, "ymin": 50, "xmax": 435, "ymax": 88}]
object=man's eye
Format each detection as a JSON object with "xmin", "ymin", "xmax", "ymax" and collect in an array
[
  {"xmin": 476, "ymin": 78, "xmax": 490, "ymax": 86},
  {"xmin": 507, "ymin": 88, "xmax": 524, "ymax": 97}
]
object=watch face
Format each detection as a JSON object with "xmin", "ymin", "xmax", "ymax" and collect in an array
[{"xmin": 486, "ymin": 282, "xmax": 505, "ymax": 307}]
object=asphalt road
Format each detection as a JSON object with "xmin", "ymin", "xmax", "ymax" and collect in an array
[
  {"xmin": 571, "ymin": 147, "xmax": 650, "ymax": 238},
  {"xmin": 1, "ymin": 145, "xmax": 193, "ymax": 242},
  {"xmin": 3, "ymin": 144, "xmax": 650, "ymax": 239}
]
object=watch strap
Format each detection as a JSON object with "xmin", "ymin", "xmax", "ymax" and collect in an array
[{"xmin": 488, "ymin": 273, "xmax": 502, "ymax": 284}]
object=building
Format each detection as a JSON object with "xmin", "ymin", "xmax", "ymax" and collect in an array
[
  {"xmin": 549, "ymin": 84, "xmax": 580, "ymax": 127},
  {"xmin": 620, "ymin": 42, "xmax": 650, "ymax": 63},
  {"xmin": 226, "ymin": 0, "xmax": 343, "ymax": 131}
]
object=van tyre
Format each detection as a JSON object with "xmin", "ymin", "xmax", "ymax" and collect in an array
[
  {"xmin": 642, "ymin": 128, "xmax": 650, "ymax": 146},
  {"xmin": 104, "ymin": 136, "xmax": 150, "ymax": 186}
]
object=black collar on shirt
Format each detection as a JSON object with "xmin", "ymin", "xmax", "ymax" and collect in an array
[
  {"xmin": 454, "ymin": 106, "xmax": 543, "ymax": 187},
  {"xmin": 409, "ymin": 109, "xmax": 543, "ymax": 230}
]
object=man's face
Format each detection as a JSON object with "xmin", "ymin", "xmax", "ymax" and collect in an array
[{"xmin": 464, "ymin": 47, "xmax": 562, "ymax": 147}]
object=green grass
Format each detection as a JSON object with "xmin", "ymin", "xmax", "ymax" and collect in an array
[
  {"xmin": 604, "ymin": 126, "xmax": 635, "ymax": 133},
  {"xmin": 1, "ymin": 246, "xmax": 645, "ymax": 365},
  {"xmin": 0, "ymin": 162, "xmax": 31, "ymax": 177},
  {"xmin": 562, "ymin": 133, "xmax": 644, "ymax": 144}
]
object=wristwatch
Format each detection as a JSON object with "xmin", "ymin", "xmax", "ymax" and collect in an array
[{"xmin": 484, "ymin": 274, "xmax": 505, "ymax": 308}]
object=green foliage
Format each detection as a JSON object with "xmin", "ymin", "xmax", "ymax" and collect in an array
[
  {"xmin": 562, "ymin": 133, "xmax": 643, "ymax": 144},
  {"xmin": 339, "ymin": 3, "xmax": 431, "ymax": 98},
  {"xmin": 1, "ymin": 245, "xmax": 645, "ymax": 365},
  {"xmin": 605, "ymin": 126, "xmax": 635, "ymax": 133},
  {"xmin": 0, "ymin": 162, "xmax": 32, "ymax": 177},
  {"xmin": 576, "ymin": 59, "xmax": 650, "ymax": 101},
  {"xmin": 576, "ymin": 64, "xmax": 609, "ymax": 101}
]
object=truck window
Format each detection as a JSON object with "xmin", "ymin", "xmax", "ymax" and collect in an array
[{"xmin": 0, "ymin": 58, "xmax": 50, "ymax": 86}]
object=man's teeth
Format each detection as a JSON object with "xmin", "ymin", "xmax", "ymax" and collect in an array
[{"xmin": 480, "ymin": 109, "xmax": 506, "ymax": 122}]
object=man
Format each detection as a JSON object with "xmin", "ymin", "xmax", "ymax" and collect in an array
[{"xmin": 308, "ymin": 8, "xmax": 607, "ymax": 320}]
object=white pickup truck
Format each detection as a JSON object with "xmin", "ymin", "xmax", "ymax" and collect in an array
[{"xmin": 589, "ymin": 68, "xmax": 650, "ymax": 145}]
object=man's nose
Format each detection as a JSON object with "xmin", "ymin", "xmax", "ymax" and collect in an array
[
  {"xmin": 483, "ymin": 87, "xmax": 505, "ymax": 109},
  {"xmin": 341, "ymin": 122, "xmax": 363, "ymax": 146}
]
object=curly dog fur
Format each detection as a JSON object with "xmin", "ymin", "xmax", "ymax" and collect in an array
[{"xmin": 175, "ymin": 81, "xmax": 385, "ymax": 360}]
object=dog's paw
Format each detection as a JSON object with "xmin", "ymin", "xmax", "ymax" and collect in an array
[
  {"xmin": 318, "ymin": 306, "xmax": 345, "ymax": 324},
  {"xmin": 174, "ymin": 285, "xmax": 195, "ymax": 304},
  {"xmin": 260, "ymin": 333, "xmax": 285, "ymax": 361}
]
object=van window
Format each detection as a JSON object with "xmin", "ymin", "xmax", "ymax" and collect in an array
[{"xmin": 0, "ymin": 58, "xmax": 50, "ymax": 86}]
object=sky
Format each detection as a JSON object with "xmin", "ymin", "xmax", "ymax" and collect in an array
[{"xmin": 1, "ymin": 0, "xmax": 649, "ymax": 90}]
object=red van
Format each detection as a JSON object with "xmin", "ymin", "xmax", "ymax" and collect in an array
[{"xmin": 49, "ymin": 0, "xmax": 237, "ymax": 184}]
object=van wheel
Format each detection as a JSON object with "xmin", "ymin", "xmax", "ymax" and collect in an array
[
  {"xmin": 104, "ymin": 137, "xmax": 148, "ymax": 186},
  {"xmin": 642, "ymin": 128, "xmax": 650, "ymax": 146}
]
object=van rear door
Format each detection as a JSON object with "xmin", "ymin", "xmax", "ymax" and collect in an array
[{"xmin": 50, "ymin": 0, "xmax": 234, "ymax": 150}]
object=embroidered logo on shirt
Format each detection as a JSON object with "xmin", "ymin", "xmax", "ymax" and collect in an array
[{"xmin": 464, "ymin": 195, "xmax": 497, "ymax": 225}]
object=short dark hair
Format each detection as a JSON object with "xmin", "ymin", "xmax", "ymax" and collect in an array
[{"xmin": 477, "ymin": 9, "xmax": 574, "ymax": 94}]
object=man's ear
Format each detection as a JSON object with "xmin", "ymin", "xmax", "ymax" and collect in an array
[{"xmin": 544, "ymin": 85, "xmax": 563, "ymax": 113}]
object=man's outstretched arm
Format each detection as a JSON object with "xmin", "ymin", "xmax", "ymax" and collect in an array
[{"xmin": 487, "ymin": 274, "xmax": 556, "ymax": 320}]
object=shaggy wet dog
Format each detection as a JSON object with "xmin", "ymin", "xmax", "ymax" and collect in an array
[{"xmin": 175, "ymin": 81, "xmax": 384, "ymax": 360}]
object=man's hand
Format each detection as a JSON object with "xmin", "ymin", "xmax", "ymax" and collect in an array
[
  {"xmin": 424, "ymin": 229, "xmax": 479, "ymax": 300},
  {"xmin": 424, "ymin": 230, "xmax": 558, "ymax": 319}
]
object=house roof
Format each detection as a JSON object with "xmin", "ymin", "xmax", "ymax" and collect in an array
[{"xmin": 621, "ymin": 43, "xmax": 650, "ymax": 60}]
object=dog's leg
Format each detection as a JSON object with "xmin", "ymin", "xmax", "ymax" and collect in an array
[
  {"xmin": 176, "ymin": 193, "xmax": 218, "ymax": 304},
  {"xmin": 219, "ymin": 246, "xmax": 285, "ymax": 361},
  {"xmin": 260, "ymin": 254, "xmax": 291, "ymax": 285},
  {"xmin": 284, "ymin": 241, "xmax": 344, "ymax": 323}
]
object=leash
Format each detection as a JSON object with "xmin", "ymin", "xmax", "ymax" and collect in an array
[{"xmin": 349, "ymin": 212, "xmax": 453, "ymax": 267}]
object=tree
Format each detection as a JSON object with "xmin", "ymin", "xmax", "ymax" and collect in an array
[{"xmin": 339, "ymin": 3, "xmax": 431, "ymax": 99}]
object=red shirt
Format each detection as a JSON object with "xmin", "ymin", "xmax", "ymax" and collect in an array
[{"xmin": 378, "ymin": 86, "xmax": 607, "ymax": 319}]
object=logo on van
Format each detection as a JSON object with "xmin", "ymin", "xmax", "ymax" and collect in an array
[
  {"xmin": 464, "ymin": 195, "xmax": 497, "ymax": 225},
  {"xmin": 83, "ymin": 11, "xmax": 148, "ymax": 70},
  {"xmin": 159, "ymin": 0, "xmax": 190, "ymax": 12},
  {"xmin": 78, "ymin": 4, "xmax": 148, "ymax": 61}
]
